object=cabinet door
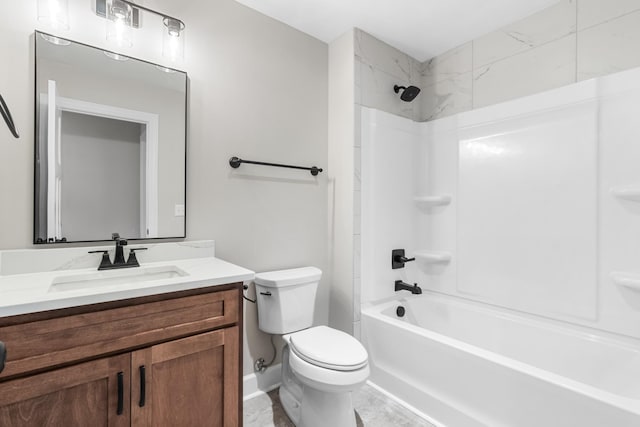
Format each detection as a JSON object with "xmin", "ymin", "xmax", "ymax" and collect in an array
[
  {"xmin": 0, "ymin": 353, "xmax": 130, "ymax": 427},
  {"xmin": 131, "ymin": 327, "xmax": 240, "ymax": 427}
]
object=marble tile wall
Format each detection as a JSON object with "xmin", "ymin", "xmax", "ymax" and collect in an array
[
  {"xmin": 421, "ymin": 0, "xmax": 640, "ymax": 120},
  {"xmin": 354, "ymin": 29, "xmax": 423, "ymax": 122}
]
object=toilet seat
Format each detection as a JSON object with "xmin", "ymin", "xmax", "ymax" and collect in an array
[{"xmin": 289, "ymin": 326, "xmax": 368, "ymax": 371}]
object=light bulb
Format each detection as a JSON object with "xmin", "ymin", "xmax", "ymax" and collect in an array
[
  {"xmin": 162, "ymin": 18, "xmax": 185, "ymax": 63},
  {"xmin": 106, "ymin": 0, "xmax": 133, "ymax": 48},
  {"xmin": 37, "ymin": 0, "xmax": 70, "ymax": 31}
]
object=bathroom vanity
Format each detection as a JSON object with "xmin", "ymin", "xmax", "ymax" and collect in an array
[{"xmin": 0, "ymin": 242, "xmax": 253, "ymax": 426}]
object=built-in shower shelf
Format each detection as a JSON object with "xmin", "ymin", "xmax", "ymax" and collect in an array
[
  {"xmin": 413, "ymin": 195, "xmax": 452, "ymax": 208},
  {"xmin": 611, "ymin": 272, "xmax": 640, "ymax": 291},
  {"xmin": 414, "ymin": 250, "xmax": 452, "ymax": 264},
  {"xmin": 611, "ymin": 187, "xmax": 640, "ymax": 202}
]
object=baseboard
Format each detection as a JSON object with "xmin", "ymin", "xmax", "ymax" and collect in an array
[
  {"xmin": 243, "ymin": 363, "xmax": 282, "ymax": 401},
  {"xmin": 366, "ymin": 380, "xmax": 445, "ymax": 427}
]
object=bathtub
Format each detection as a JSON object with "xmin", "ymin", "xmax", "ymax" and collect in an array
[{"xmin": 361, "ymin": 292, "xmax": 640, "ymax": 427}]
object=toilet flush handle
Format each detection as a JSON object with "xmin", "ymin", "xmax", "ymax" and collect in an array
[{"xmin": 260, "ymin": 291, "xmax": 272, "ymax": 296}]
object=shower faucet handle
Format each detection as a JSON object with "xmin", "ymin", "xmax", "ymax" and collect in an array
[{"xmin": 392, "ymin": 249, "xmax": 415, "ymax": 269}]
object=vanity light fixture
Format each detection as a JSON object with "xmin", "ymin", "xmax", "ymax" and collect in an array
[
  {"xmin": 106, "ymin": 0, "xmax": 133, "ymax": 48},
  {"xmin": 37, "ymin": 0, "xmax": 70, "ymax": 31},
  {"xmin": 96, "ymin": 0, "xmax": 186, "ymax": 63},
  {"xmin": 162, "ymin": 17, "xmax": 185, "ymax": 62}
]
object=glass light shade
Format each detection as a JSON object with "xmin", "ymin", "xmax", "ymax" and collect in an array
[
  {"xmin": 162, "ymin": 18, "xmax": 184, "ymax": 63},
  {"xmin": 37, "ymin": 0, "xmax": 70, "ymax": 31},
  {"xmin": 106, "ymin": 0, "xmax": 133, "ymax": 48}
]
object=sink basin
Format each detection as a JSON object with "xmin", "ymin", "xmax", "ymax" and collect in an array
[{"xmin": 49, "ymin": 265, "xmax": 189, "ymax": 292}]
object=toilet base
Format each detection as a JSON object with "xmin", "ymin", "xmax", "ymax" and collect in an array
[
  {"xmin": 299, "ymin": 386, "xmax": 356, "ymax": 427},
  {"xmin": 280, "ymin": 344, "xmax": 360, "ymax": 427},
  {"xmin": 280, "ymin": 384, "xmax": 302, "ymax": 425}
]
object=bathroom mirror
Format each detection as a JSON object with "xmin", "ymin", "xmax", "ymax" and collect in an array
[{"xmin": 34, "ymin": 32, "xmax": 187, "ymax": 244}]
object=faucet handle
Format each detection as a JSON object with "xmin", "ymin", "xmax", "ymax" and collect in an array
[
  {"xmin": 126, "ymin": 247, "xmax": 148, "ymax": 266},
  {"xmin": 88, "ymin": 250, "xmax": 113, "ymax": 270},
  {"xmin": 112, "ymin": 233, "xmax": 120, "ymax": 240}
]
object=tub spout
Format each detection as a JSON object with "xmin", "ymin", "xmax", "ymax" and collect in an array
[{"xmin": 395, "ymin": 280, "xmax": 422, "ymax": 294}]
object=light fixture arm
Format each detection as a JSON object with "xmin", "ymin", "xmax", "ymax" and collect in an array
[{"xmin": 117, "ymin": 0, "xmax": 185, "ymax": 31}]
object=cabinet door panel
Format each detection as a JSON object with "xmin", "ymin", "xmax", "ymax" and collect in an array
[
  {"xmin": 132, "ymin": 327, "xmax": 239, "ymax": 427},
  {"xmin": 0, "ymin": 353, "xmax": 130, "ymax": 427}
]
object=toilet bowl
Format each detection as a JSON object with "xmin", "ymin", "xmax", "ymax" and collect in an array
[
  {"xmin": 280, "ymin": 327, "xmax": 369, "ymax": 427},
  {"xmin": 254, "ymin": 267, "xmax": 369, "ymax": 427}
]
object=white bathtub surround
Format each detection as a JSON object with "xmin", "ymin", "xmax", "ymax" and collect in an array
[
  {"xmin": 361, "ymin": 66, "xmax": 640, "ymax": 341},
  {"xmin": 0, "ymin": 240, "xmax": 254, "ymax": 316},
  {"xmin": 458, "ymin": 97, "xmax": 597, "ymax": 319},
  {"xmin": 362, "ymin": 294, "xmax": 640, "ymax": 427}
]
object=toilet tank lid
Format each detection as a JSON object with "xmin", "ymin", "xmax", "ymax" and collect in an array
[{"xmin": 254, "ymin": 266, "xmax": 322, "ymax": 287}]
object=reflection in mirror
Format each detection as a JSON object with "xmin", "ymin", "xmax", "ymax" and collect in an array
[{"xmin": 34, "ymin": 32, "xmax": 187, "ymax": 244}]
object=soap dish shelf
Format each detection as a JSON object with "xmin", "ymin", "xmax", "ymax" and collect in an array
[
  {"xmin": 611, "ymin": 187, "xmax": 640, "ymax": 202},
  {"xmin": 611, "ymin": 272, "xmax": 640, "ymax": 291},
  {"xmin": 414, "ymin": 251, "xmax": 452, "ymax": 264},
  {"xmin": 413, "ymin": 195, "xmax": 452, "ymax": 208}
]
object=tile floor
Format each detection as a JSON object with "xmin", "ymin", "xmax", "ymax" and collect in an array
[{"xmin": 243, "ymin": 383, "xmax": 435, "ymax": 427}]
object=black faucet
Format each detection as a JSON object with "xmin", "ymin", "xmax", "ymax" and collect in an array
[
  {"xmin": 395, "ymin": 280, "xmax": 422, "ymax": 295},
  {"xmin": 112, "ymin": 233, "xmax": 127, "ymax": 266},
  {"xmin": 88, "ymin": 233, "xmax": 147, "ymax": 270}
]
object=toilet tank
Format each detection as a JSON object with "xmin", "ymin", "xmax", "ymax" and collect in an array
[{"xmin": 254, "ymin": 267, "xmax": 322, "ymax": 334}]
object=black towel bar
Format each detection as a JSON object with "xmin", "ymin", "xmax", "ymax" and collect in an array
[{"xmin": 229, "ymin": 156, "xmax": 323, "ymax": 176}]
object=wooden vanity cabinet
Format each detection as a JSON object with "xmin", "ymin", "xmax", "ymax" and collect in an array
[{"xmin": 0, "ymin": 283, "xmax": 242, "ymax": 427}]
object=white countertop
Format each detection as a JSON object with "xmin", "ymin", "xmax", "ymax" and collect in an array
[{"xmin": 0, "ymin": 256, "xmax": 255, "ymax": 317}]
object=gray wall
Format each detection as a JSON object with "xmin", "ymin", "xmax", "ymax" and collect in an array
[
  {"xmin": 328, "ymin": 30, "xmax": 355, "ymax": 335},
  {"xmin": 0, "ymin": 0, "xmax": 328, "ymax": 377},
  {"xmin": 60, "ymin": 112, "xmax": 141, "ymax": 241}
]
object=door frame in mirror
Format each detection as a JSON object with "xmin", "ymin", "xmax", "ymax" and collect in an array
[{"xmin": 38, "ymin": 85, "xmax": 160, "ymax": 241}]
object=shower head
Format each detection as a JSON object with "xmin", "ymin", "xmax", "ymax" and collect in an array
[{"xmin": 394, "ymin": 85, "xmax": 421, "ymax": 102}]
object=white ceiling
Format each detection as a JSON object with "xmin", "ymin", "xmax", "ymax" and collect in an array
[{"xmin": 233, "ymin": 0, "xmax": 560, "ymax": 61}]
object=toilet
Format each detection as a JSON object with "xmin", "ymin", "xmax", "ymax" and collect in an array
[{"xmin": 254, "ymin": 267, "xmax": 369, "ymax": 427}]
